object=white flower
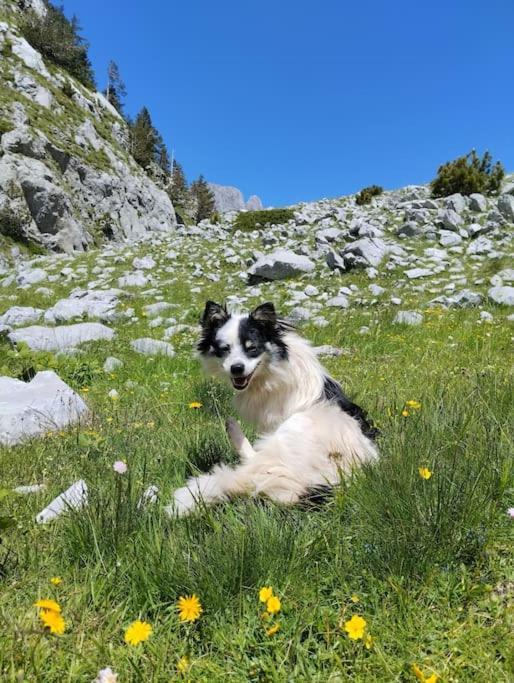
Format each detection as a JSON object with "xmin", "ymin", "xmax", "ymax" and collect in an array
[
  {"xmin": 112, "ymin": 460, "xmax": 127, "ymax": 474},
  {"xmin": 93, "ymin": 667, "xmax": 118, "ymax": 683},
  {"xmin": 108, "ymin": 389, "xmax": 119, "ymax": 401},
  {"xmin": 507, "ymin": 507, "xmax": 514, "ymax": 519}
]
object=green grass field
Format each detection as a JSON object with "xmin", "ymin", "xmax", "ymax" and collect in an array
[{"xmin": 0, "ymin": 234, "xmax": 513, "ymax": 682}]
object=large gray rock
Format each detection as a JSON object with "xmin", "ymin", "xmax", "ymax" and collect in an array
[
  {"xmin": 130, "ymin": 338, "xmax": 175, "ymax": 357},
  {"xmin": 341, "ymin": 237, "xmax": 388, "ymax": 269},
  {"xmin": 208, "ymin": 183, "xmax": 246, "ymax": 212},
  {"xmin": 0, "ymin": 371, "xmax": 89, "ymax": 446},
  {"xmin": 0, "ymin": 306, "xmax": 43, "ymax": 327},
  {"xmin": 43, "ymin": 289, "xmax": 122, "ymax": 323},
  {"xmin": 497, "ymin": 195, "xmax": 514, "ymax": 221},
  {"xmin": 9, "ymin": 322, "xmax": 114, "ymax": 351},
  {"xmin": 393, "ymin": 311, "xmax": 423, "ymax": 325},
  {"xmin": 248, "ymin": 249, "xmax": 315, "ymax": 282},
  {"xmin": 439, "ymin": 209, "xmax": 464, "ymax": 231},
  {"xmin": 488, "ymin": 286, "xmax": 514, "ymax": 306},
  {"xmin": 431, "ymin": 290, "xmax": 483, "ymax": 308},
  {"xmin": 469, "ymin": 193, "xmax": 487, "ymax": 212}
]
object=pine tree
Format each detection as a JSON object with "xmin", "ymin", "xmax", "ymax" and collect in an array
[
  {"xmin": 130, "ymin": 107, "xmax": 157, "ymax": 169},
  {"xmin": 169, "ymin": 160, "xmax": 188, "ymax": 206},
  {"xmin": 155, "ymin": 133, "xmax": 171, "ymax": 174},
  {"xmin": 104, "ymin": 60, "xmax": 127, "ymax": 114},
  {"xmin": 190, "ymin": 175, "xmax": 215, "ymax": 223}
]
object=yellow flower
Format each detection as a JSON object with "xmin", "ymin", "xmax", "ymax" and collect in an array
[
  {"xmin": 365, "ymin": 633, "xmax": 373, "ymax": 649},
  {"xmin": 266, "ymin": 623, "xmax": 280, "ymax": 636},
  {"xmin": 39, "ymin": 608, "xmax": 66, "ymax": 635},
  {"xmin": 50, "ymin": 577, "xmax": 62, "ymax": 586},
  {"xmin": 177, "ymin": 656, "xmax": 189, "ymax": 674},
  {"xmin": 124, "ymin": 620, "xmax": 153, "ymax": 646},
  {"xmin": 402, "ymin": 409, "xmax": 410, "ymax": 417},
  {"xmin": 34, "ymin": 599, "xmax": 61, "ymax": 613},
  {"xmin": 406, "ymin": 400, "xmax": 422, "ymax": 410},
  {"xmin": 188, "ymin": 402, "xmax": 203, "ymax": 409},
  {"xmin": 343, "ymin": 614, "xmax": 367, "ymax": 640},
  {"xmin": 259, "ymin": 586, "xmax": 273, "ymax": 603},
  {"xmin": 418, "ymin": 467, "xmax": 432, "ymax": 480},
  {"xmin": 350, "ymin": 594, "xmax": 360, "ymax": 603},
  {"xmin": 177, "ymin": 594, "xmax": 203, "ymax": 622},
  {"xmin": 411, "ymin": 663, "xmax": 439, "ymax": 682},
  {"xmin": 266, "ymin": 595, "xmax": 281, "ymax": 614}
]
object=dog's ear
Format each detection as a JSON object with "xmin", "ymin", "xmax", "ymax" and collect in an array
[
  {"xmin": 250, "ymin": 302, "xmax": 276, "ymax": 325},
  {"xmin": 201, "ymin": 301, "xmax": 229, "ymax": 328}
]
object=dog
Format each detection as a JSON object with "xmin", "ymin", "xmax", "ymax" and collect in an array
[{"xmin": 165, "ymin": 301, "xmax": 379, "ymax": 517}]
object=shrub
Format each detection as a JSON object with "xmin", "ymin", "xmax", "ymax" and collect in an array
[
  {"xmin": 431, "ymin": 150, "xmax": 504, "ymax": 198},
  {"xmin": 0, "ymin": 119, "xmax": 14, "ymax": 137},
  {"xmin": 20, "ymin": 3, "xmax": 95, "ymax": 89},
  {"xmin": 233, "ymin": 208, "xmax": 295, "ymax": 231},
  {"xmin": 355, "ymin": 185, "xmax": 384, "ymax": 206}
]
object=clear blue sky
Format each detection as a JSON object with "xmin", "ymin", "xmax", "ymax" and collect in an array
[{"xmin": 63, "ymin": 0, "xmax": 514, "ymax": 207}]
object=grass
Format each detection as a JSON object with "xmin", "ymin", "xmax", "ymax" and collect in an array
[{"xmin": 0, "ymin": 228, "xmax": 513, "ymax": 681}]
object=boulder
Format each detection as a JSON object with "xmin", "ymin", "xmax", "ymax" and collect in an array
[
  {"xmin": 0, "ymin": 306, "xmax": 43, "ymax": 327},
  {"xmin": 43, "ymin": 289, "xmax": 122, "ymax": 323},
  {"xmin": 488, "ymin": 286, "xmax": 514, "ymax": 306},
  {"xmin": 248, "ymin": 249, "xmax": 315, "ymax": 282},
  {"xmin": 341, "ymin": 237, "xmax": 388, "ymax": 269},
  {"xmin": 9, "ymin": 322, "xmax": 114, "ymax": 351},
  {"xmin": 497, "ymin": 195, "xmax": 514, "ymax": 221},
  {"xmin": 0, "ymin": 371, "xmax": 89, "ymax": 446},
  {"xmin": 393, "ymin": 311, "xmax": 423, "ymax": 325},
  {"xmin": 469, "ymin": 194, "xmax": 487, "ymax": 212},
  {"xmin": 130, "ymin": 338, "xmax": 175, "ymax": 356}
]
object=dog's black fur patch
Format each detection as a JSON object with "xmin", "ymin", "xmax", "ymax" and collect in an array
[
  {"xmin": 197, "ymin": 301, "xmax": 230, "ymax": 355},
  {"xmin": 322, "ymin": 376, "xmax": 379, "ymax": 441},
  {"xmin": 241, "ymin": 303, "xmax": 290, "ymax": 360}
]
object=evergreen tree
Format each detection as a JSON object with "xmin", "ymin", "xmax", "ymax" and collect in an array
[
  {"xmin": 130, "ymin": 107, "xmax": 157, "ymax": 169},
  {"xmin": 21, "ymin": 3, "xmax": 95, "ymax": 88},
  {"xmin": 104, "ymin": 60, "xmax": 127, "ymax": 114},
  {"xmin": 155, "ymin": 133, "xmax": 171, "ymax": 174},
  {"xmin": 169, "ymin": 160, "xmax": 188, "ymax": 206},
  {"xmin": 190, "ymin": 175, "xmax": 215, "ymax": 223}
]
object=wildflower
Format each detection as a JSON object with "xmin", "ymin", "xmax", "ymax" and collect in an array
[
  {"xmin": 266, "ymin": 595, "xmax": 281, "ymax": 615},
  {"xmin": 124, "ymin": 620, "xmax": 153, "ymax": 646},
  {"xmin": 350, "ymin": 594, "xmax": 360, "ymax": 603},
  {"xmin": 177, "ymin": 594, "xmax": 203, "ymax": 622},
  {"xmin": 365, "ymin": 633, "xmax": 373, "ymax": 649},
  {"xmin": 266, "ymin": 623, "xmax": 280, "ymax": 636},
  {"xmin": 50, "ymin": 577, "xmax": 62, "ymax": 585},
  {"xmin": 418, "ymin": 467, "xmax": 432, "ymax": 480},
  {"xmin": 94, "ymin": 667, "xmax": 118, "ymax": 683},
  {"xmin": 343, "ymin": 614, "xmax": 367, "ymax": 640},
  {"xmin": 81, "ymin": 387, "xmax": 89, "ymax": 393},
  {"xmin": 402, "ymin": 409, "xmax": 410, "ymax": 417},
  {"xmin": 39, "ymin": 608, "xmax": 66, "ymax": 635},
  {"xmin": 177, "ymin": 656, "xmax": 189, "ymax": 674},
  {"xmin": 406, "ymin": 400, "xmax": 422, "ymax": 410},
  {"xmin": 34, "ymin": 599, "xmax": 61, "ymax": 613},
  {"xmin": 108, "ymin": 389, "xmax": 119, "ymax": 401},
  {"xmin": 112, "ymin": 460, "xmax": 128, "ymax": 474},
  {"xmin": 188, "ymin": 402, "xmax": 203, "ymax": 409},
  {"xmin": 507, "ymin": 507, "xmax": 514, "ymax": 519},
  {"xmin": 146, "ymin": 421, "xmax": 155, "ymax": 428},
  {"xmin": 259, "ymin": 586, "xmax": 273, "ymax": 603},
  {"xmin": 411, "ymin": 663, "xmax": 439, "ymax": 682}
]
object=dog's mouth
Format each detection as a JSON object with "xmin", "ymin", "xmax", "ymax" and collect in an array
[{"xmin": 231, "ymin": 370, "xmax": 255, "ymax": 391}]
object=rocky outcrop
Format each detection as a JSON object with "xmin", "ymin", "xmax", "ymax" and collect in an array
[
  {"xmin": 208, "ymin": 182, "xmax": 263, "ymax": 213},
  {"xmin": 0, "ymin": 7, "xmax": 176, "ymax": 252}
]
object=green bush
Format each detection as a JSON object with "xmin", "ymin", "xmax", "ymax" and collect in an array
[
  {"xmin": 0, "ymin": 119, "xmax": 14, "ymax": 137},
  {"xmin": 431, "ymin": 150, "xmax": 504, "ymax": 197},
  {"xmin": 20, "ymin": 3, "xmax": 95, "ymax": 89},
  {"xmin": 233, "ymin": 208, "xmax": 295, "ymax": 231},
  {"xmin": 355, "ymin": 185, "xmax": 384, "ymax": 205}
]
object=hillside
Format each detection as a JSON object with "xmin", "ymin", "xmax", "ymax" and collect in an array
[{"xmin": 0, "ymin": 0, "xmax": 176, "ymax": 253}]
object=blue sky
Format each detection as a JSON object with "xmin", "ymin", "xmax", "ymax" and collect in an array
[{"xmin": 64, "ymin": 0, "xmax": 514, "ymax": 207}]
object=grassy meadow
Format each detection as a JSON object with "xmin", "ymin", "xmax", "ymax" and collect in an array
[{"xmin": 0, "ymin": 233, "xmax": 513, "ymax": 682}]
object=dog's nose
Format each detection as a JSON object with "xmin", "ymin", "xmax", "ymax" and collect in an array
[{"xmin": 230, "ymin": 363, "xmax": 245, "ymax": 377}]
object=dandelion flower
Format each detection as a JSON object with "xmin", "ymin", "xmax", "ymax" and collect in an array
[
  {"xmin": 112, "ymin": 460, "xmax": 128, "ymax": 474},
  {"xmin": 350, "ymin": 594, "xmax": 360, "ymax": 603},
  {"xmin": 266, "ymin": 595, "xmax": 281, "ymax": 615},
  {"xmin": 402, "ymin": 409, "xmax": 410, "ymax": 417},
  {"xmin": 259, "ymin": 586, "xmax": 273, "ymax": 603},
  {"xmin": 39, "ymin": 609, "xmax": 66, "ymax": 635},
  {"xmin": 188, "ymin": 402, "xmax": 203, "ymax": 409},
  {"xmin": 418, "ymin": 467, "xmax": 432, "ymax": 480},
  {"xmin": 50, "ymin": 577, "xmax": 62, "ymax": 585},
  {"xmin": 406, "ymin": 400, "xmax": 422, "ymax": 410},
  {"xmin": 124, "ymin": 620, "xmax": 152, "ymax": 646},
  {"xmin": 177, "ymin": 656, "xmax": 189, "ymax": 674},
  {"xmin": 343, "ymin": 614, "xmax": 367, "ymax": 640},
  {"xmin": 94, "ymin": 667, "xmax": 118, "ymax": 683},
  {"xmin": 34, "ymin": 599, "xmax": 61, "ymax": 613},
  {"xmin": 365, "ymin": 633, "xmax": 373, "ymax": 649},
  {"xmin": 177, "ymin": 594, "xmax": 203, "ymax": 622},
  {"xmin": 266, "ymin": 623, "xmax": 280, "ymax": 636},
  {"xmin": 411, "ymin": 663, "xmax": 439, "ymax": 682}
]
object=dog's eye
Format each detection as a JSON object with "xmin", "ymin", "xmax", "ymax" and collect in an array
[
  {"xmin": 246, "ymin": 344, "xmax": 257, "ymax": 352},
  {"xmin": 218, "ymin": 344, "xmax": 230, "ymax": 354}
]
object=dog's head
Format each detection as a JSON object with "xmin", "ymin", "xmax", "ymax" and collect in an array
[{"xmin": 197, "ymin": 301, "xmax": 289, "ymax": 391}]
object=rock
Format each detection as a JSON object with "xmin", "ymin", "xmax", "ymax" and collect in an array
[
  {"xmin": 316, "ymin": 227, "xmax": 344, "ymax": 244},
  {"xmin": 287, "ymin": 307, "xmax": 312, "ymax": 322},
  {"xmin": 439, "ymin": 230, "xmax": 462, "ymax": 247},
  {"xmin": 248, "ymin": 249, "xmax": 315, "ymax": 282},
  {"xmin": 480, "ymin": 311, "xmax": 493, "ymax": 321},
  {"xmin": 466, "ymin": 237, "xmax": 493, "ymax": 255},
  {"xmin": 36, "ymin": 479, "xmax": 88, "ymax": 524},
  {"xmin": 130, "ymin": 338, "xmax": 175, "ymax": 357},
  {"xmin": 43, "ymin": 289, "xmax": 121, "ymax": 323},
  {"xmin": 9, "ymin": 322, "xmax": 114, "ymax": 351},
  {"xmin": 103, "ymin": 357, "xmax": 123, "ymax": 372},
  {"xmin": 0, "ymin": 371, "xmax": 89, "ymax": 446},
  {"xmin": 304, "ymin": 285, "xmax": 319, "ymax": 296},
  {"xmin": 326, "ymin": 249, "xmax": 346, "ymax": 271},
  {"xmin": 0, "ymin": 306, "xmax": 43, "ymax": 327},
  {"xmin": 118, "ymin": 271, "xmax": 150, "ymax": 288},
  {"xmin": 497, "ymin": 195, "xmax": 514, "ymax": 221},
  {"xmin": 246, "ymin": 195, "xmax": 263, "ymax": 211},
  {"xmin": 133, "ymin": 255, "xmax": 156, "ymax": 270},
  {"xmin": 143, "ymin": 302, "xmax": 175, "ymax": 317},
  {"xmin": 405, "ymin": 268, "xmax": 432, "ymax": 280},
  {"xmin": 326, "ymin": 295, "xmax": 349, "ymax": 308},
  {"xmin": 393, "ymin": 311, "xmax": 423, "ymax": 325},
  {"xmin": 16, "ymin": 268, "xmax": 48, "ymax": 287},
  {"xmin": 13, "ymin": 484, "xmax": 46, "ymax": 494},
  {"xmin": 208, "ymin": 183, "xmax": 262, "ymax": 213},
  {"xmin": 313, "ymin": 345, "xmax": 349, "ymax": 357},
  {"xmin": 469, "ymin": 194, "xmax": 487, "ymax": 212},
  {"xmin": 431, "ymin": 289, "xmax": 482, "ymax": 307},
  {"xmin": 341, "ymin": 237, "xmax": 388, "ymax": 268},
  {"xmin": 439, "ymin": 209, "xmax": 464, "ymax": 231},
  {"xmin": 369, "ymin": 284, "xmax": 385, "ymax": 296},
  {"xmin": 444, "ymin": 194, "xmax": 467, "ymax": 212},
  {"xmin": 390, "ymin": 297, "xmax": 402, "ymax": 305},
  {"xmin": 488, "ymin": 286, "xmax": 514, "ymax": 306}
]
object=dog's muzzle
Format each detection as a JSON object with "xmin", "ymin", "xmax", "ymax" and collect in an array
[{"xmin": 231, "ymin": 370, "xmax": 255, "ymax": 391}]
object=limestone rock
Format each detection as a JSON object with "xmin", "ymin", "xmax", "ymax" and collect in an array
[{"xmin": 9, "ymin": 322, "xmax": 114, "ymax": 351}]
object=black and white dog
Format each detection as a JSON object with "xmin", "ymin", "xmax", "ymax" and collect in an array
[{"xmin": 166, "ymin": 301, "xmax": 378, "ymax": 516}]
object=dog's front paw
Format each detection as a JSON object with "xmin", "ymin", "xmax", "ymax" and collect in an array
[
  {"xmin": 164, "ymin": 486, "xmax": 198, "ymax": 518},
  {"xmin": 226, "ymin": 417, "xmax": 245, "ymax": 451}
]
